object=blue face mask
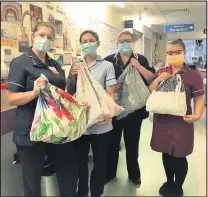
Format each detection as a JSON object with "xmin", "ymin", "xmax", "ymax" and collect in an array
[
  {"xmin": 81, "ymin": 42, "xmax": 97, "ymax": 56},
  {"xmin": 33, "ymin": 37, "xmax": 52, "ymax": 53},
  {"xmin": 118, "ymin": 42, "xmax": 133, "ymax": 54}
]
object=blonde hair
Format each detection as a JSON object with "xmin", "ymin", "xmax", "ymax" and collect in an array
[{"xmin": 33, "ymin": 22, "xmax": 55, "ymax": 37}]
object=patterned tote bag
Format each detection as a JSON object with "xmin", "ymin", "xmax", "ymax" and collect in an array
[
  {"xmin": 30, "ymin": 75, "xmax": 87, "ymax": 144},
  {"xmin": 76, "ymin": 64, "xmax": 125, "ymax": 128},
  {"xmin": 116, "ymin": 64, "xmax": 150, "ymax": 120},
  {"xmin": 146, "ymin": 74, "xmax": 187, "ymax": 116}
]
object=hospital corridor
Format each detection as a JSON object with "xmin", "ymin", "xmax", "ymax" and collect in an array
[{"xmin": 1, "ymin": 1, "xmax": 207, "ymax": 197}]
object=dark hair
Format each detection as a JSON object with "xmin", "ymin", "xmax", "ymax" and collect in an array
[
  {"xmin": 33, "ymin": 22, "xmax": 55, "ymax": 37},
  {"xmin": 117, "ymin": 31, "xmax": 134, "ymax": 41},
  {"xmin": 79, "ymin": 30, "xmax": 99, "ymax": 43},
  {"xmin": 169, "ymin": 39, "xmax": 186, "ymax": 51}
]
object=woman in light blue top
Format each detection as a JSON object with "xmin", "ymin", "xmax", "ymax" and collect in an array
[{"xmin": 67, "ymin": 30, "xmax": 116, "ymax": 197}]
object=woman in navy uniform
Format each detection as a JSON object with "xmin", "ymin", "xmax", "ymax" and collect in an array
[
  {"xmin": 7, "ymin": 22, "xmax": 78, "ymax": 197},
  {"xmin": 104, "ymin": 31, "xmax": 155, "ymax": 185}
]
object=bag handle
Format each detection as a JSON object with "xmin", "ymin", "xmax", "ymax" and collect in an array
[
  {"xmin": 157, "ymin": 74, "xmax": 183, "ymax": 92},
  {"xmin": 175, "ymin": 74, "xmax": 184, "ymax": 93},
  {"xmin": 40, "ymin": 74, "xmax": 49, "ymax": 83}
]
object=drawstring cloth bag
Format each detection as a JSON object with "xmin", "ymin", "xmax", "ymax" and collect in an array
[
  {"xmin": 75, "ymin": 64, "xmax": 125, "ymax": 128},
  {"xmin": 30, "ymin": 75, "xmax": 87, "ymax": 144},
  {"xmin": 115, "ymin": 64, "xmax": 150, "ymax": 120},
  {"xmin": 146, "ymin": 74, "xmax": 187, "ymax": 116}
]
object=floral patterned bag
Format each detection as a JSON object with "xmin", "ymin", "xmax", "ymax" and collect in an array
[
  {"xmin": 116, "ymin": 64, "xmax": 150, "ymax": 120},
  {"xmin": 76, "ymin": 65, "xmax": 125, "ymax": 128},
  {"xmin": 30, "ymin": 77, "xmax": 87, "ymax": 144}
]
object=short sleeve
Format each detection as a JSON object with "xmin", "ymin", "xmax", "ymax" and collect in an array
[
  {"xmin": 191, "ymin": 70, "xmax": 205, "ymax": 97},
  {"xmin": 142, "ymin": 56, "xmax": 150, "ymax": 69},
  {"xmin": 105, "ymin": 62, "xmax": 117, "ymax": 87},
  {"xmin": 7, "ymin": 58, "xmax": 26, "ymax": 92},
  {"xmin": 104, "ymin": 54, "xmax": 113, "ymax": 63},
  {"xmin": 137, "ymin": 54, "xmax": 151, "ymax": 71}
]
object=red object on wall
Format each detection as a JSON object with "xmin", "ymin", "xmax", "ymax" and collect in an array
[{"xmin": 1, "ymin": 83, "xmax": 7, "ymax": 90}]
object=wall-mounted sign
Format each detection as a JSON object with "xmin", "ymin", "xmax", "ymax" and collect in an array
[
  {"xmin": 164, "ymin": 24, "xmax": 194, "ymax": 33},
  {"xmin": 124, "ymin": 20, "xmax": 133, "ymax": 28}
]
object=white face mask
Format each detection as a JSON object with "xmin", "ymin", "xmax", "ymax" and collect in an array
[{"xmin": 33, "ymin": 37, "xmax": 52, "ymax": 53}]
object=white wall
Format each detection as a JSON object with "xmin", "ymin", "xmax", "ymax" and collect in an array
[
  {"xmin": 105, "ymin": 4, "xmax": 125, "ymax": 29},
  {"xmin": 134, "ymin": 36, "xmax": 143, "ymax": 55},
  {"xmin": 64, "ymin": 2, "xmax": 125, "ymax": 30},
  {"xmin": 155, "ymin": 35, "xmax": 168, "ymax": 66},
  {"xmin": 144, "ymin": 37, "xmax": 152, "ymax": 64},
  {"xmin": 151, "ymin": 33, "xmax": 157, "ymax": 66},
  {"xmin": 167, "ymin": 31, "xmax": 206, "ymax": 40},
  {"xmin": 131, "ymin": 19, "xmax": 153, "ymax": 39}
]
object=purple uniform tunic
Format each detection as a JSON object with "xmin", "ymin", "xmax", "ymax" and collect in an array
[{"xmin": 151, "ymin": 65, "xmax": 205, "ymax": 157}]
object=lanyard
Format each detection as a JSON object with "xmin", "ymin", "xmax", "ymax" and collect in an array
[
  {"xmin": 114, "ymin": 53, "xmax": 138, "ymax": 73},
  {"xmin": 114, "ymin": 54, "xmax": 124, "ymax": 72}
]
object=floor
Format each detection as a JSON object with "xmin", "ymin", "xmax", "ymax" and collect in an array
[
  {"xmin": 193, "ymin": 107, "xmax": 207, "ymax": 196},
  {"xmin": 101, "ymin": 108, "xmax": 207, "ymax": 196}
]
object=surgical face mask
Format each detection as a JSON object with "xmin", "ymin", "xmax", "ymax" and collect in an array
[
  {"xmin": 118, "ymin": 42, "xmax": 133, "ymax": 54},
  {"xmin": 81, "ymin": 42, "xmax": 97, "ymax": 56},
  {"xmin": 33, "ymin": 37, "xmax": 52, "ymax": 53},
  {"xmin": 167, "ymin": 54, "xmax": 185, "ymax": 67}
]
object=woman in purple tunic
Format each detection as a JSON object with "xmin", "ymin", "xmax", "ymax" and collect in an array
[{"xmin": 149, "ymin": 39, "xmax": 205, "ymax": 197}]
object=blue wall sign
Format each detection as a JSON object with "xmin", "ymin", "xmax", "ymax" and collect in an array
[
  {"xmin": 164, "ymin": 24, "xmax": 194, "ymax": 33},
  {"xmin": 124, "ymin": 20, "xmax": 133, "ymax": 28}
]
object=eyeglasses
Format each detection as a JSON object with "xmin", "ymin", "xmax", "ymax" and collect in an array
[
  {"xmin": 37, "ymin": 33, "xmax": 53, "ymax": 41},
  {"xmin": 118, "ymin": 39, "xmax": 133, "ymax": 44},
  {"xmin": 167, "ymin": 50, "xmax": 183, "ymax": 56}
]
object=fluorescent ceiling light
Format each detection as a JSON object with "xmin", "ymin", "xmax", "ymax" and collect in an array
[{"xmin": 115, "ymin": 2, "xmax": 125, "ymax": 8}]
